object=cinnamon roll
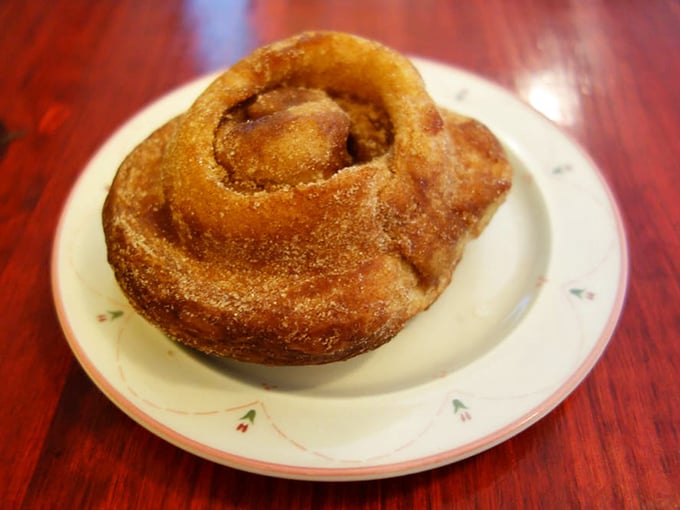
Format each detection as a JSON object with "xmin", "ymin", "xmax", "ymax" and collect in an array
[{"xmin": 102, "ymin": 31, "xmax": 512, "ymax": 365}]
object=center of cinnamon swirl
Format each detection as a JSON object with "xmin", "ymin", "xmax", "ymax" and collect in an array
[{"xmin": 214, "ymin": 87, "xmax": 352, "ymax": 191}]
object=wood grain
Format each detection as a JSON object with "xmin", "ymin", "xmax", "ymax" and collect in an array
[{"xmin": 1, "ymin": 0, "xmax": 678, "ymax": 508}]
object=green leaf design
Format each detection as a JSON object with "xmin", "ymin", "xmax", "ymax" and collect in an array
[
  {"xmin": 240, "ymin": 409, "xmax": 256, "ymax": 424},
  {"xmin": 570, "ymin": 288, "xmax": 585, "ymax": 298},
  {"xmin": 552, "ymin": 164, "xmax": 572, "ymax": 174},
  {"xmin": 452, "ymin": 399, "xmax": 468, "ymax": 413}
]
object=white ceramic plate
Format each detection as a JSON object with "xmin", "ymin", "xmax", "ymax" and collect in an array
[{"xmin": 51, "ymin": 58, "xmax": 628, "ymax": 481}]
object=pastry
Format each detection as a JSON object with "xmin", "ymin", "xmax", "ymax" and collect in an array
[{"xmin": 102, "ymin": 31, "xmax": 512, "ymax": 365}]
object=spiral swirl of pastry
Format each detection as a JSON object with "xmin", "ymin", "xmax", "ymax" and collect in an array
[{"xmin": 103, "ymin": 32, "xmax": 512, "ymax": 365}]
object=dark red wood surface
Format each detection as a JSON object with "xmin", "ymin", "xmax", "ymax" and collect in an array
[{"xmin": 2, "ymin": 1, "xmax": 678, "ymax": 508}]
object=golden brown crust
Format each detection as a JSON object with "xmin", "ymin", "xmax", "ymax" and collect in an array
[{"xmin": 102, "ymin": 31, "xmax": 512, "ymax": 365}]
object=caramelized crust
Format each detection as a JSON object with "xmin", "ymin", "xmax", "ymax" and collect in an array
[{"xmin": 102, "ymin": 32, "xmax": 512, "ymax": 365}]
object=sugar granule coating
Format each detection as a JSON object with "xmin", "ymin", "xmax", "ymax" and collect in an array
[{"xmin": 102, "ymin": 31, "xmax": 512, "ymax": 365}]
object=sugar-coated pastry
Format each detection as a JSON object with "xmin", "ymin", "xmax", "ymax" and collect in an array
[{"xmin": 102, "ymin": 31, "xmax": 512, "ymax": 365}]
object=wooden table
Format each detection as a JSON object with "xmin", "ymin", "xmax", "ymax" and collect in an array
[{"xmin": 2, "ymin": 1, "xmax": 678, "ymax": 507}]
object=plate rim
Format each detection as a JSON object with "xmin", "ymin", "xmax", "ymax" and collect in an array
[{"xmin": 50, "ymin": 57, "xmax": 629, "ymax": 481}]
